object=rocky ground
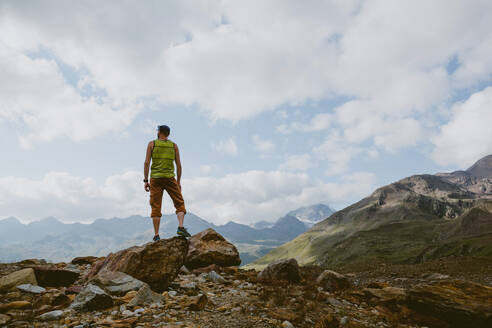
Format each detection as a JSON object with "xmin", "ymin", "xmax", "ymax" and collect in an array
[{"xmin": 1, "ymin": 229, "xmax": 491, "ymax": 328}]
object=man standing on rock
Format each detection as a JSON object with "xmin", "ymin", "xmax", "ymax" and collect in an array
[{"xmin": 144, "ymin": 125, "xmax": 191, "ymax": 241}]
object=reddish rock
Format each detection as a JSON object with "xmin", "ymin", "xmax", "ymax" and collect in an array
[
  {"xmin": 33, "ymin": 267, "xmax": 79, "ymax": 287},
  {"xmin": 65, "ymin": 286, "xmax": 83, "ymax": 294},
  {"xmin": 185, "ymin": 228, "xmax": 241, "ymax": 270},
  {"xmin": 258, "ymin": 258, "xmax": 301, "ymax": 284},
  {"xmin": 88, "ymin": 236, "xmax": 188, "ymax": 292}
]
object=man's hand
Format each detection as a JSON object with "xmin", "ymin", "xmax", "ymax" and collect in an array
[{"xmin": 144, "ymin": 182, "xmax": 150, "ymax": 192}]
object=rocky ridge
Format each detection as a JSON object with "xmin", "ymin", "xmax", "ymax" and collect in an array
[
  {"xmin": 1, "ymin": 229, "xmax": 491, "ymax": 328},
  {"xmin": 247, "ymin": 155, "xmax": 492, "ymax": 271}
]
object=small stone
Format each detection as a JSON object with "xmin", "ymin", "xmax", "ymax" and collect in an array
[
  {"xmin": 17, "ymin": 283, "xmax": 46, "ymax": 294},
  {"xmin": 180, "ymin": 281, "xmax": 197, "ymax": 289},
  {"xmin": 128, "ymin": 285, "xmax": 165, "ymax": 307},
  {"xmin": 180, "ymin": 265, "xmax": 190, "ymax": 274},
  {"xmin": 282, "ymin": 320, "xmax": 295, "ymax": 328},
  {"xmin": 186, "ymin": 294, "xmax": 208, "ymax": 311},
  {"xmin": 0, "ymin": 300, "xmax": 31, "ymax": 311},
  {"xmin": 37, "ymin": 310, "xmax": 64, "ymax": 321},
  {"xmin": 168, "ymin": 290, "xmax": 177, "ymax": 297},
  {"xmin": 0, "ymin": 313, "xmax": 11, "ymax": 325},
  {"xmin": 207, "ymin": 271, "xmax": 226, "ymax": 284},
  {"xmin": 122, "ymin": 309, "xmax": 134, "ymax": 316},
  {"xmin": 340, "ymin": 316, "xmax": 348, "ymax": 325},
  {"xmin": 424, "ymin": 273, "xmax": 451, "ymax": 280}
]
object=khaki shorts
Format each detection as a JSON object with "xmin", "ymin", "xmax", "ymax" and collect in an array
[{"xmin": 149, "ymin": 177, "xmax": 186, "ymax": 217}]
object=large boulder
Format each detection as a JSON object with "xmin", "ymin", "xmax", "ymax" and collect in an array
[
  {"xmin": 185, "ymin": 228, "xmax": 241, "ymax": 269},
  {"xmin": 316, "ymin": 270, "xmax": 352, "ymax": 292},
  {"xmin": 257, "ymin": 258, "xmax": 301, "ymax": 284},
  {"xmin": 89, "ymin": 236, "xmax": 188, "ymax": 292},
  {"xmin": 33, "ymin": 267, "xmax": 79, "ymax": 287},
  {"xmin": 406, "ymin": 280, "xmax": 492, "ymax": 328},
  {"xmin": 70, "ymin": 284, "xmax": 113, "ymax": 311},
  {"xmin": 0, "ymin": 268, "xmax": 37, "ymax": 292},
  {"xmin": 90, "ymin": 270, "xmax": 146, "ymax": 296}
]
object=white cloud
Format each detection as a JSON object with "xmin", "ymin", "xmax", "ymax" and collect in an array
[
  {"xmin": 0, "ymin": 171, "xmax": 147, "ymax": 222},
  {"xmin": 199, "ymin": 165, "xmax": 214, "ymax": 174},
  {"xmin": 2, "ymin": 0, "xmax": 491, "ymax": 149},
  {"xmin": 276, "ymin": 112, "xmax": 333, "ymax": 134},
  {"xmin": 431, "ymin": 87, "xmax": 492, "ymax": 167},
  {"xmin": 181, "ymin": 170, "xmax": 377, "ymax": 224},
  {"xmin": 252, "ymin": 135, "xmax": 274, "ymax": 153},
  {"xmin": 279, "ymin": 154, "xmax": 313, "ymax": 172},
  {"xmin": 212, "ymin": 137, "xmax": 238, "ymax": 156},
  {"xmin": 313, "ymin": 132, "xmax": 363, "ymax": 176},
  {"xmin": 0, "ymin": 44, "xmax": 139, "ymax": 147},
  {"xmin": 0, "ymin": 169, "xmax": 376, "ymax": 225}
]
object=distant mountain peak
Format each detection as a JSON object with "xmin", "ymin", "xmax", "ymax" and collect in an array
[
  {"xmin": 0, "ymin": 216, "xmax": 22, "ymax": 224},
  {"xmin": 287, "ymin": 203, "xmax": 335, "ymax": 227},
  {"xmin": 466, "ymin": 154, "xmax": 492, "ymax": 179}
]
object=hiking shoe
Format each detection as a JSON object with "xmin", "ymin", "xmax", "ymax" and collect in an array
[
  {"xmin": 176, "ymin": 226, "xmax": 191, "ymax": 237},
  {"xmin": 153, "ymin": 234, "xmax": 161, "ymax": 242}
]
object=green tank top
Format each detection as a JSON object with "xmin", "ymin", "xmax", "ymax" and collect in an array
[{"xmin": 150, "ymin": 139, "xmax": 175, "ymax": 178}]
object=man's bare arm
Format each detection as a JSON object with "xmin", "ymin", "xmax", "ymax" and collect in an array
[
  {"xmin": 174, "ymin": 143, "xmax": 182, "ymax": 188},
  {"xmin": 144, "ymin": 142, "xmax": 153, "ymax": 188}
]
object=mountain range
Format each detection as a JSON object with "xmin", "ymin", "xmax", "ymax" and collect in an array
[
  {"xmin": 246, "ymin": 155, "xmax": 492, "ymax": 271},
  {"xmin": 0, "ymin": 203, "xmax": 335, "ymax": 264}
]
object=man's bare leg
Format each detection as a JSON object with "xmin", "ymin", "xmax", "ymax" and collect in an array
[
  {"xmin": 177, "ymin": 212, "xmax": 185, "ymax": 228},
  {"xmin": 152, "ymin": 216, "xmax": 161, "ymax": 236}
]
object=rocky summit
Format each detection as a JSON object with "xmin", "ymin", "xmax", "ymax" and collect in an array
[
  {"xmin": 0, "ymin": 228, "xmax": 491, "ymax": 327},
  {"xmin": 88, "ymin": 236, "xmax": 189, "ymax": 293}
]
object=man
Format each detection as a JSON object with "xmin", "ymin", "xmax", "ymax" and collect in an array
[{"xmin": 144, "ymin": 125, "xmax": 191, "ymax": 241}]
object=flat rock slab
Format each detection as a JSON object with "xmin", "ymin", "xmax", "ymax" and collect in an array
[
  {"xmin": 34, "ymin": 267, "xmax": 80, "ymax": 287},
  {"xmin": 16, "ymin": 283, "xmax": 46, "ymax": 294},
  {"xmin": 185, "ymin": 228, "xmax": 241, "ymax": 269},
  {"xmin": 0, "ymin": 268, "xmax": 37, "ymax": 292},
  {"xmin": 37, "ymin": 310, "xmax": 63, "ymax": 321},
  {"xmin": 89, "ymin": 236, "xmax": 189, "ymax": 293},
  {"xmin": 90, "ymin": 270, "xmax": 146, "ymax": 296},
  {"xmin": 70, "ymin": 284, "xmax": 113, "ymax": 311}
]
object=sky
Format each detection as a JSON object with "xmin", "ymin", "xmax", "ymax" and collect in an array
[{"xmin": 1, "ymin": 0, "xmax": 492, "ymax": 225}]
